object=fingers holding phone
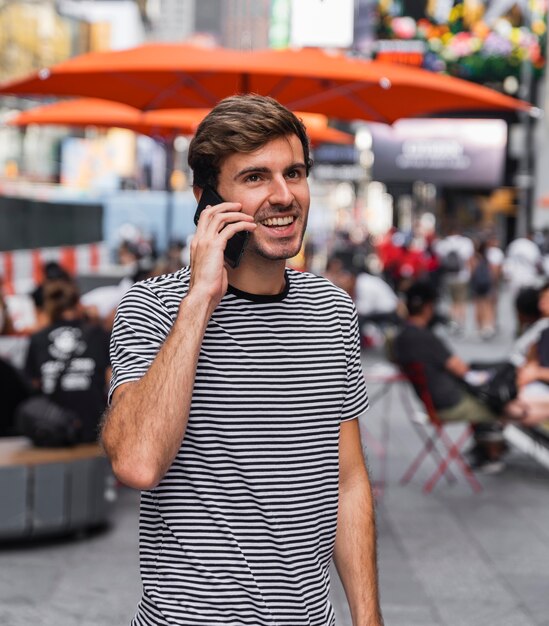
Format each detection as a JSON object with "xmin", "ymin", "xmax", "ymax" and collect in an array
[
  {"xmin": 189, "ymin": 188, "xmax": 256, "ymax": 303},
  {"xmin": 194, "ymin": 186, "xmax": 255, "ymax": 268}
]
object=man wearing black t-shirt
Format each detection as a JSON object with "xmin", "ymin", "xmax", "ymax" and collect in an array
[{"xmin": 393, "ymin": 281, "xmax": 507, "ymax": 471}]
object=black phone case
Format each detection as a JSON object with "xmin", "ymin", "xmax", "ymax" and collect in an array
[{"xmin": 193, "ymin": 186, "xmax": 249, "ymax": 269}]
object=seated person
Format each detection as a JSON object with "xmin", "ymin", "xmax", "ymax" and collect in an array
[
  {"xmin": 30, "ymin": 261, "xmax": 73, "ymax": 332},
  {"xmin": 393, "ymin": 281, "xmax": 514, "ymax": 472},
  {"xmin": 354, "ymin": 271, "xmax": 403, "ymax": 328},
  {"xmin": 0, "ymin": 275, "xmax": 17, "ymax": 335},
  {"xmin": 0, "ymin": 357, "xmax": 31, "ymax": 436},
  {"xmin": 506, "ymin": 326, "xmax": 549, "ymax": 433},
  {"xmin": 24, "ymin": 280, "xmax": 111, "ymax": 444},
  {"xmin": 323, "ymin": 256, "xmax": 355, "ymax": 298},
  {"xmin": 509, "ymin": 282, "xmax": 549, "ymax": 365},
  {"xmin": 514, "ymin": 286, "xmax": 541, "ymax": 336}
]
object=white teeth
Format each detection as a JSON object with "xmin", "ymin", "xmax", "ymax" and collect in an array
[{"xmin": 261, "ymin": 216, "xmax": 294, "ymax": 227}]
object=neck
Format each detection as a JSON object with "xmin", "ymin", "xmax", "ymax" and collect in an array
[
  {"xmin": 227, "ymin": 257, "xmax": 287, "ymax": 296},
  {"xmin": 60, "ymin": 310, "xmax": 80, "ymax": 322},
  {"xmin": 408, "ymin": 313, "xmax": 430, "ymax": 328}
]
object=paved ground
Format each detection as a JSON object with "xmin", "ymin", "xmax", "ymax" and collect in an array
[{"xmin": 1, "ymin": 287, "xmax": 548, "ymax": 625}]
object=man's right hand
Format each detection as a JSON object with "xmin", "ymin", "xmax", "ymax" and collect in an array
[{"xmin": 189, "ymin": 201, "xmax": 256, "ymax": 309}]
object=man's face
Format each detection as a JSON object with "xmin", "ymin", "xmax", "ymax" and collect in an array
[{"xmin": 216, "ymin": 134, "xmax": 310, "ymax": 262}]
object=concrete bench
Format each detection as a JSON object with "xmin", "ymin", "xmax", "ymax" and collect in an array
[{"xmin": 0, "ymin": 437, "xmax": 116, "ymax": 540}]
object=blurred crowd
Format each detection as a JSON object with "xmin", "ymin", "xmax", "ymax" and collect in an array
[
  {"xmin": 318, "ymin": 224, "xmax": 549, "ymax": 471},
  {"xmin": 0, "ymin": 234, "xmax": 186, "ymax": 442},
  {"xmin": 2, "ymin": 223, "xmax": 549, "ymax": 454},
  {"xmin": 319, "ymin": 225, "xmax": 549, "ymax": 341}
]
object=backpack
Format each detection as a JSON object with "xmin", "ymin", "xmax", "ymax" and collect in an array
[
  {"xmin": 471, "ymin": 257, "xmax": 492, "ymax": 296},
  {"xmin": 442, "ymin": 250, "xmax": 462, "ymax": 274},
  {"xmin": 467, "ymin": 362, "xmax": 517, "ymax": 413}
]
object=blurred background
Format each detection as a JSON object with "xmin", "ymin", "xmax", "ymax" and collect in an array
[{"xmin": 1, "ymin": 3, "xmax": 549, "ymax": 626}]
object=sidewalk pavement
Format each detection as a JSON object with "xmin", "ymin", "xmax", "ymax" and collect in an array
[{"xmin": 1, "ymin": 289, "xmax": 548, "ymax": 625}]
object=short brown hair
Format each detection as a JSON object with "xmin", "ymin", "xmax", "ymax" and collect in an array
[{"xmin": 188, "ymin": 94, "xmax": 312, "ymax": 189}]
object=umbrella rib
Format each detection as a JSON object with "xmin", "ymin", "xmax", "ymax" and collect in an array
[
  {"xmin": 284, "ymin": 80, "xmax": 392, "ymax": 124},
  {"xmin": 266, "ymin": 76, "xmax": 294, "ymax": 99},
  {"xmin": 141, "ymin": 73, "xmax": 220, "ymax": 111}
]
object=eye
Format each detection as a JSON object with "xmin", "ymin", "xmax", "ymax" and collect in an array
[
  {"xmin": 286, "ymin": 169, "xmax": 300, "ymax": 179},
  {"xmin": 244, "ymin": 173, "xmax": 262, "ymax": 183}
]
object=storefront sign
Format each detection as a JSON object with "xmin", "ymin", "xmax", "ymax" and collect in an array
[{"xmin": 370, "ymin": 118, "xmax": 507, "ymax": 188}]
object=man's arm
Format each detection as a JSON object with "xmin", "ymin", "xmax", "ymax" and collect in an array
[
  {"xmin": 101, "ymin": 291, "xmax": 216, "ymax": 490},
  {"xmin": 445, "ymin": 354, "xmax": 469, "ymax": 379},
  {"xmin": 333, "ymin": 418, "xmax": 383, "ymax": 626},
  {"xmin": 101, "ymin": 200, "xmax": 256, "ymax": 491}
]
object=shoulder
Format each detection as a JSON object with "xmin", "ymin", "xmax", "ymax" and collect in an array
[
  {"xmin": 119, "ymin": 268, "xmax": 190, "ymax": 311},
  {"xmin": 287, "ymin": 269, "xmax": 355, "ymax": 309},
  {"xmin": 141, "ymin": 267, "xmax": 190, "ymax": 297}
]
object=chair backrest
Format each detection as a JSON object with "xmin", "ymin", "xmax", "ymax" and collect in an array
[{"xmin": 398, "ymin": 361, "xmax": 441, "ymax": 425}]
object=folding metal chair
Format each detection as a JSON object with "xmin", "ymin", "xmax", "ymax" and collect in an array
[
  {"xmin": 363, "ymin": 363, "xmax": 413, "ymax": 497},
  {"xmin": 399, "ymin": 362, "xmax": 482, "ymax": 494}
]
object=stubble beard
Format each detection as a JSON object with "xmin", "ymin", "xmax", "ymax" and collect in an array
[{"xmin": 248, "ymin": 217, "xmax": 308, "ymax": 261}]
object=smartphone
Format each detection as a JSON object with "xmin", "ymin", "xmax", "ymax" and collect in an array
[{"xmin": 193, "ymin": 185, "xmax": 249, "ymax": 269}]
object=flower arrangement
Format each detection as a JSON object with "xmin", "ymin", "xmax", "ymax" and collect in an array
[{"xmin": 376, "ymin": 0, "xmax": 547, "ymax": 87}]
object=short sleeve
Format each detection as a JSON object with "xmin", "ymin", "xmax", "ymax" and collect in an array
[
  {"xmin": 108, "ymin": 281, "xmax": 175, "ymax": 403},
  {"xmin": 426, "ymin": 333, "xmax": 452, "ymax": 367},
  {"xmin": 340, "ymin": 303, "xmax": 369, "ymax": 422}
]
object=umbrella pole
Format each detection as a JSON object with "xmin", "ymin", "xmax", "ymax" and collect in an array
[{"xmin": 164, "ymin": 137, "xmax": 175, "ymax": 253}]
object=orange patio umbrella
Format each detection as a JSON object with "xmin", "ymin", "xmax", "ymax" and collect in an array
[
  {"xmin": 7, "ymin": 97, "xmax": 354, "ymax": 145},
  {"xmin": 0, "ymin": 44, "xmax": 534, "ymax": 123},
  {"xmin": 7, "ymin": 97, "xmax": 353, "ymax": 248}
]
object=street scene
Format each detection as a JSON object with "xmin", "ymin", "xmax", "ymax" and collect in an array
[
  {"xmin": 2, "ymin": 290, "xmax": 548, "ymax": 626},
  {"xmin": 0, "ymin": 1, "xmax": 549, "ymax": 625}
]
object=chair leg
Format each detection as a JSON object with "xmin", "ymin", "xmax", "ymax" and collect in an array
[
  {"xmin": 397, "ymin": 382, "xmax": 458, "ymax": 485},
  {"xmin": 423, "ymin": 426, "xmax": 482, "ymax": 494},
  {"xmin": 363, "ymin": 381, "xmax": 395, "ymax": 498},
  {"xmin": 400, "ymin": 423, "xmax": 458, "ymax": 485}
]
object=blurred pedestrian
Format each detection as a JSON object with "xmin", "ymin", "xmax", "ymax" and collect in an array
[
  {"xmin": 515, "ymin": 286, "xmax": 541, "ymax": 335},
  {"xmin": 436, "ymin": 230, "xmax": 474, "ymax": 335},
  {"xmin": 324, "ymin": 255, "xmax": 356, "ymax": 298},
  {"xmin": 0, "ymin": 276, "xmax": 16, "ymax": 335},
  {"xmin": 30, "ymin": 261, "xmax": 73, "ymax": 330},
  {"xmin": 470, "ymin": 240, "xmax": 497, "ymax": 339},
  {"xmin": 101, "ymin": 95, "xmax": 382, "ymax": 625},
  {"xmin": 24, "ymin": 280, "xmax": 111, "ymax": 444},
  {"xmin": 504, "ymin": 233, "xmax": 542, "ymax": 296},
  {"xmin": 486, "ymin": 234, "xmax": 505, "ymax": 331}
]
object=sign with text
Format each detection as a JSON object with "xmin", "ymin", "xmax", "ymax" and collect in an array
[{"xmin": 370, "ymin": 119, "xmax": 507, "ymax": 188}]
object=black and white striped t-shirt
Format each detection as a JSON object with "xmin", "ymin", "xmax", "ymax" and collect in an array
[{"xmin": 109, "ymin": 267, "xmax": 369, "ymax": 626}]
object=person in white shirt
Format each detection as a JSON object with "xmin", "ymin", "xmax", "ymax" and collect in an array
[{"xmin": 436, "ymin": 232, "xmax": 474, "ymax": 334}]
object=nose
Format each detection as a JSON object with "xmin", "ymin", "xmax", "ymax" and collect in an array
[{"xmin": 268, "ymin": 175, "xmax": 293, "ymax": 207}]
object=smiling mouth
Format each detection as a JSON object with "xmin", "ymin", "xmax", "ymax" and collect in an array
[{"xmin": 260, "ymin": 216, "xmax": 295, "ymax": 227}]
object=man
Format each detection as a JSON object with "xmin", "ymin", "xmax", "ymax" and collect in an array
[
  {"xmin": 101, "ymin": 95, "xmax": 383, "ymax": 626},
  {"xmin": 393, "ymin": 281, "xmax": 509, "ymax": 472}
]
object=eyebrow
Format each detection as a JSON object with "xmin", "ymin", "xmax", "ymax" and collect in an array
[{"xmin": 234, "ymin": 162, "xmax": 307, "ymax": 180}]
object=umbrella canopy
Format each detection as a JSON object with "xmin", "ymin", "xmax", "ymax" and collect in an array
[
  {"xmin": 0, "ymin": 44, "xmax": 533, "ymax": 124},
  {"xmin": 7, "ymin": 97, "xmax": 354, "ymax": 145}
]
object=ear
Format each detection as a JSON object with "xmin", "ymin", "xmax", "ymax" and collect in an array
[{"xmin": 193, "ymin": 185, "xmax": 203, "ymax": 203}]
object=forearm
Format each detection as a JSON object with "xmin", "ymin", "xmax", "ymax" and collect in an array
[
  {"xmin": 101, "ymin": 291, "xmax": 214, "ymax": 489},
  {"xmin": 534, "ymin": 366, "xmax": 549, "ymax": 384},
  {"xmin": 334, "ymin": 472, "xmax": 383, "ymax": 626}
]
